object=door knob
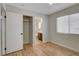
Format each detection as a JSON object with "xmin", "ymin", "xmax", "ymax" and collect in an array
[{"xmin": 21, "ymin": 33, "xmax": 23, "ymax": 35}]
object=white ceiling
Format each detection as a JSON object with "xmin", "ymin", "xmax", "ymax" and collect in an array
[{"xmin": 6, "ymin": 3, "xmax": 76, "ymax": 15}]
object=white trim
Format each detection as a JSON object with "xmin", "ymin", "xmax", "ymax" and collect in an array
[{"xmin": 51, "ymin": 40, "xmax": 79, "ymax": 52}]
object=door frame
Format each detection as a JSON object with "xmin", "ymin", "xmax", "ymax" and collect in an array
[
  {"xmin": 23, "ymin": 15, "xmax": 33, "ymax": 46},
  {"xmin": 1, "ymin": 3, "xmax": 6, "ymax": 55}
]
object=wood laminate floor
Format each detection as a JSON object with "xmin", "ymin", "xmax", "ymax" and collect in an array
[{"xmin": 6, "ymin": 40, "xmax": 79, "ymax": 56}]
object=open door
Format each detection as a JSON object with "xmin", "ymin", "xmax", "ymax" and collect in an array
[{"xmin": 6, "ymin": 12, "xmax": 23, "ymax": 54}]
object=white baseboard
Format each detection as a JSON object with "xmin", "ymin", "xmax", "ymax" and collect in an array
[{"xmin": 50, "ymin": 40, "xmax": 79, "ymax": 52}]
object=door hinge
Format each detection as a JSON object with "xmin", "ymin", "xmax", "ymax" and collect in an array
[
  {"xmin": 5, "ymin": 48, "xmax": 6, "ymax": 50},
  {"xmin": 4, "ymin": 16, "xmax": 6, "ymax": 19}
]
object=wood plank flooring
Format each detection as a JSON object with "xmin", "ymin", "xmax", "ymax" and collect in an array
[{"xmin": 5, "ymin": 41, "xmax": 79, "ymax": 56}]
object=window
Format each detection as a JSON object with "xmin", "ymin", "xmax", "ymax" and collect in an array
[
  {"xmin": 57, "ymin": 13, "xmax": 79, "ymax": 34},
  {"xmin": 57, "ymin": 15, "xmax": 69, "ymax": 33},
  {"xmin": 70, "ymin": 13, "xmax": 79, "ymax": 34}
]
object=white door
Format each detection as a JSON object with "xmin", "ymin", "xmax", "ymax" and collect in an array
[{"xmin": 6, "ymin": 12, "xmax": 23, "ymax": 54}]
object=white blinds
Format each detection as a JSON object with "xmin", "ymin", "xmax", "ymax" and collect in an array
[{"xmin": 57, "ymin": 13, "xmax": 79, "ymax": 34}]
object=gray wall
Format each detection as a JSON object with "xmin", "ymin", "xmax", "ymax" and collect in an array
[
  {"xmin": 29, "ymin": 17, "xmax": 33, "ymax": 44},
  {"xmin": 48, "ymin": 4, "xmax": 79, "ymax": 52}
]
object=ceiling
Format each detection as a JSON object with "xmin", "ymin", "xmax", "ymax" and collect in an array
[{"xmin": 6, "ymin": 3, "xmax": 76, "ymax": 15}]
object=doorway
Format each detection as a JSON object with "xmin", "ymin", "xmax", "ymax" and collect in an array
[{"xmin": 23, "ymin": 16, "xmax": 33, "ymax": 46}]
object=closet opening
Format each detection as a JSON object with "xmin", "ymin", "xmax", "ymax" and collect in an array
[{"xmin": 23, "ymin": 15, "xmax": 33, "ymax": 47}]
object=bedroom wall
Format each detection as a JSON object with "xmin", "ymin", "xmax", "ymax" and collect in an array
[{"xmin": 48, "ymin": 4, "xmax": 79, "ymax": 52}]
